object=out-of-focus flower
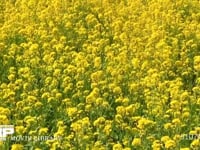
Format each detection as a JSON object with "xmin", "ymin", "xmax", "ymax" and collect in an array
[
  {"xmin": 11, "ymin": 144, "xmax": 24, "ymax": 150},
  {"xmin": 132, "ymin": 138, "xmax": 142, "ymax": 146}
]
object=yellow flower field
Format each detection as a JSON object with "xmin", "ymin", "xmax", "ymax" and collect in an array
[{"xmin": 0, "ymin": 0, "xmax": 200, "ymax": 149}]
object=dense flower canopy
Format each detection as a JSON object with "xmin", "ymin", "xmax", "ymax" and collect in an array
[{"xmin": 0, "ymin": 0, "xmax": 200, "ymax": 149}]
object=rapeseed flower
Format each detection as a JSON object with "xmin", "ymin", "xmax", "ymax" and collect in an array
[
  {"xmin": 190, "ymin": 139, "xmax": 200, "ymax": 149},
  {"xmin": 180, "ymin": 148, "xmax": 190, "ymax": 150},
  {"xmin": 39, "ymin": 127, "xmax": 48, "ymax": 135},
  {"xmin": 15, "ymin": 125, "xmax": 26, "ymax": 134},
  {"xmin": 132, "ymin": 137, "xmax": 142, "ymax": 146},
  {"xmin": 0, "ymin": 0, "xmax": 200, "ymax": 149},
  {"xmin": 0, "ymin": 115, "xmax": 10, "ymax": 124},
  {"xmin": 66, "ymin": 107, "xmax": 78, "ymax": 118},
  {"xmin": 11, "ymin": 144, "xmax": 24, "ymax": 150},
  {"xmin": 113, "ymin": 143, "xmax": 123, "ymax": 150},
  {"xmin": 194, "ymin": 56, "xmax": 200, "ymax": 71},
  {"xmin": 164, "ymin": 139, "xmax": 176, "ymax": 149},
  {"xmin": 152, "ymin": 140, "xmax": 162, "ymax": 150}
]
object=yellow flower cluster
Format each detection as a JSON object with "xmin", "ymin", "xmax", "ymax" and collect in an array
[{"xmin": 0, "ymin": 0, "xmax": 200, "ymax": 149}]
